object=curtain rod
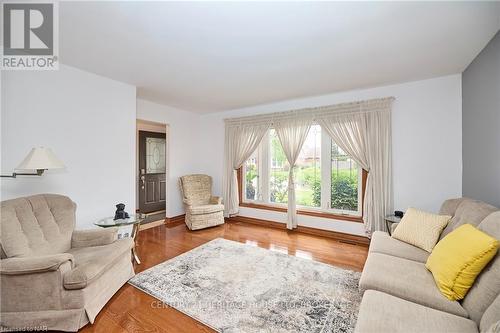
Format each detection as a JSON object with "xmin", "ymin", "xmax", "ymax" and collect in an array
[{"xmin": 224, "ymin": 96, "xmax": 395, "ymax": 124}]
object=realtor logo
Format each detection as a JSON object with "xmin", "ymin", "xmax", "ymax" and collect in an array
[{"xmin": 1, "ymin": 2, "xmax": 59, "ymax": 70}]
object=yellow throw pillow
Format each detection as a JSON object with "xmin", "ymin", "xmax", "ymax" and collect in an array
[
  {"xmin": 392, "ymin": 207, "xmax": 451, "ymax": 252},
  {"xmin": 426, "ymin": 224, "xmax": 499, "ymax": 301}
]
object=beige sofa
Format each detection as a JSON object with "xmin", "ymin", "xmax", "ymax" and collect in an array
[
  {"xmin": 179, "ymin": 174, "xmax": 225, "ymax": 230},
  {"xmin": 355, "ymin": 198, "xmax": 500, "ymax": 333},
  {"xmin": 0, "ymin": 194, "xmax": 135, "ymax": 332}
]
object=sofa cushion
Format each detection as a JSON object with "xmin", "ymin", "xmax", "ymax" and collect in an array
[
  {"xmin": 369, "ymin": 231, "xmax": 429, "ymax": 263},
  {"xmin": 189, "ymin": 204, "xmax": 224, "ymax": 215},
  {"xmin": 64, "ymin": 238, "xmax": 133, "ymax": 290},
  {"xmin": 392, "ymin": 207, "xmax": 450, "ymax": 252},
  {"xmin": 359, "ymin": 252, "xmax": 468, "ymax": 318},
  {"xmin": 354, "ymin": 290, "xmax": 478, "ymax": 333},
  {"xmin": 0, "ymin": 194, "xmax": 76, "ymax": 257},
  {"xmin": 462, "ymin": 212, "xmax": 500, "ymax": 325},
  {"xmin": 440, "ymin": 199, "xmax": 498, "ymax": 240},
  {"xmin": 480, "ymin": 294, "xmax": 500, "ymax": 333}
]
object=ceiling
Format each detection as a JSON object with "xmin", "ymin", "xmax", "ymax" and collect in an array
[{"xmin": 60, "ymin": 2, "xmax": 500, "ymax": 113}]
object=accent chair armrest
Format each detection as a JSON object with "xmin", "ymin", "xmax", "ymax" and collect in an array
[
  {"xmin": 0, "ymin": 253, "xmax": 74, "ymax": 275},
  {"xmin": 71, "ymin": 227, "xmax": 118, "ymax": 248},
  {"xmin": 210, "ymin": 196, "xmax": 222, "ymax": 205},
  {"xmin": 183, "ymin": 198, "xmax": 194, "ymax": 206}
]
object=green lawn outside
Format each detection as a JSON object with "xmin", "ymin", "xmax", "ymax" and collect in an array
[{"xmin": 269, "ymin": 166, "xmax": 359, "ymax": 209}]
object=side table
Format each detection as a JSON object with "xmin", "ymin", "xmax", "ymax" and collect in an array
[
  {"xmin": 95, "ymin": 214, "xmax": 145, "ymax": 264},
  {"xmin": 385, "ymin": 214, "xmax": 402, "ymax": 236}
]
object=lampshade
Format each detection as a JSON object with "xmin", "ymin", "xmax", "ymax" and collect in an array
[{"xmin": 15, "ymin": 147, "xmax": 65, "ymax": 171}]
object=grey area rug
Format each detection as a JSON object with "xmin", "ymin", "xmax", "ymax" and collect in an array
[{"xmin": 129, "ymin": 238, "xmax": 362, "ymax": 333}]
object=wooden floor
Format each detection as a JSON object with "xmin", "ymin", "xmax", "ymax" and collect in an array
[{"xmin": 80, "ymin": 221, "xmax": 368, "ymax": 333}]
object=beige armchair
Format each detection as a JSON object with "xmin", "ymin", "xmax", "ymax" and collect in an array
[
  {"xmin": 179, "ymin": 174, "xmax": 225, "ymax": 230},
  {"xmin": 0, "ymin": 194, "xmax": 135, "ymax": 332}
]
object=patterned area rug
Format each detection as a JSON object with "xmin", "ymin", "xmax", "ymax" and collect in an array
[{"xmin": 129, "ymin": 238, "xmax": 362, "ymax": 333}]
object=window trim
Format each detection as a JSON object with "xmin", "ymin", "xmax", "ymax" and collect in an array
[{"xmin": 238, "ymin": 167, "xmax": 367, "ymax": 223}]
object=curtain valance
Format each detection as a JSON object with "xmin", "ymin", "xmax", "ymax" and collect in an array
[{"xmin": 224, "ymin": 97, "xmax": 394, "ymax": 127}]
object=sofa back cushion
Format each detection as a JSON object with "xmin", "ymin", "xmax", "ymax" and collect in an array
[
  {"xmin": 0, "ymin": 194, "xmax": 76, "ymax": 257},
  {"xmin": 179, "ymin": 174, "xmax": 212, "ymax": 206},
  {"xmin": 439, "ymin": 198, "xmax": 468, "ymax": 216},
  {"xmin": 440, "ymin": 199, "xmax": 498, "ymax": 240},
  {"xmin": 462, "ymin": 211, "xmax": 500, "ymax": 325}
]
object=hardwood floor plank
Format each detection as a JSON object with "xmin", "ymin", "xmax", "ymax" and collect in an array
[{"xmin": 80, "ymin": 220, "xmax": 368, "ymax": 332}]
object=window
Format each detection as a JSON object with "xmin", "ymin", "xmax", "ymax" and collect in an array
[
  {"xmin": 241, "ymin": 124, "xmax": 364, "ymax": 220},
  {"xmin": 295, "ymin": 125, "xmax": 321, "ymax": 207},
  {"xmin": 330, "ymin": 142, "xmax": 361, "ymax": 214}
]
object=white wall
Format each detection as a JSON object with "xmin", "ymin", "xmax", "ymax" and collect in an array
[
  {"xmin": 1, "ymin": 65, "xmax": 137, "ymax": 229},
  {"xmin": 199, "ymin": 75, "xmax": 463, "ymax": 236},
  {"xmin": 136, "ymin": 99, "xmax": 202, "ymax": 217},
  {"xmin": 0, "ymin": 68, "xmax": 462, "ymax": 236}
]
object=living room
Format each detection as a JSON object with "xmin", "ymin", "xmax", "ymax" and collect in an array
[{"xmin": 1, "ymin": 2, "xmax": 499, "ymax": 333}]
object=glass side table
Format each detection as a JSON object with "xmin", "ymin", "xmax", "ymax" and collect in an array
[
  {"xmin": 385, "ymin": 214, "xmax": 402, "ymax": 236},
  {"xmin": 95, "ymin": 214, "xmax": 145, "ymax": 264}
]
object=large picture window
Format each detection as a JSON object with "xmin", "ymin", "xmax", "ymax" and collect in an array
[{"xmin": 242, "ymin": 124, "xmax": 364, "ymax": 219}]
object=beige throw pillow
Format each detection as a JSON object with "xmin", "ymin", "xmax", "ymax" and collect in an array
[{"xmin": 392, "ymin": 207, "xmax": 451, "ymax": 252}]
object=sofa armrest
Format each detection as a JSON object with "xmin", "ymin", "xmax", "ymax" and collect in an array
[
  {"xmin": 210, "ymin": 196, "xmax": 222, "ymax": 205},
  {"xmin": 0, "ymin": 253, "xmax": 74, "ymax": 275},
  {"xmin": 71, "ymin": 227, "xmax": 118, "ymax": 248}
]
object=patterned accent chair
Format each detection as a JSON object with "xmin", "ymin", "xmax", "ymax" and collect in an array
[
  {"xmin": 0, "ymin": 194, "xmax": 135, "ymax": 332},
  {"xmin": 179, "ymin": 174, "xmax": 225, "ymax": 230}
]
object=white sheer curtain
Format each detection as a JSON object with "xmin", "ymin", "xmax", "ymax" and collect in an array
[
  {"xmin": 316, "ymin": 106, "xmax": 392, "ymax": 235},
  {"xmin": 274, "ymin": 115, "xmax": 313, "ymax": 229},
  {"xmin": 222, "ymin": 121, "xmax": 271, "ymax": 217}
]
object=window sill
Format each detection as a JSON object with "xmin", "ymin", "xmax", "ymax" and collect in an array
[{"xmin": 239, "ymin": 202, "xmax": 363, "ymax": 223}]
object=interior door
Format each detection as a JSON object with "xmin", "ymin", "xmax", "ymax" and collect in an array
[{"xmin": 139, "ymin": 130, "xmax": 166, "ymax": 213}]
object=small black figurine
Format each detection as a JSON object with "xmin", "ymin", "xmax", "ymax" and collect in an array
[
  {"xmin": 394, "ymin": 210, "xmax": 404, "ymax": 218},
  {"xmin": 114, "ymin": 203, "xmax": 130, "ymax": 220}
]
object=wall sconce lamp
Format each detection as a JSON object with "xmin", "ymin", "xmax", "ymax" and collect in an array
[{"xmin": 1, "ymin": 147, "xmax": 65, "ymax": 178}]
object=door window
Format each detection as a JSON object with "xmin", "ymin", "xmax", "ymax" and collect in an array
[{"xmin": 146, "ymin": 137, "xmax": 166, "ymax": 174}]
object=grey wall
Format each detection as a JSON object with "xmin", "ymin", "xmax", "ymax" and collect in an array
[{"xmin": 462, "ymin": 31, "xmax": 500, "ymax": 207}]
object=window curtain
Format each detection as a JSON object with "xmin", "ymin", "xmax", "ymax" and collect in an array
[
  {"xmin": 274, "ymin": 115, "xmax": 313, "ymax": 229},
  {"xmin": 223, "ymin": 121, "xmax": 271, "ymax": 217},
  {"xmin": 316, "ymin": 105, "xmax": 392, "ymax": 235}
]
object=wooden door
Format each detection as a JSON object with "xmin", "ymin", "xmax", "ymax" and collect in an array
[{"xmin": 138, "ymin": 131, "xmax": 166, "ymax": 213}]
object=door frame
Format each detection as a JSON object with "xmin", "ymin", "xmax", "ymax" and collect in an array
[{"xmin": 136, "ymin": 119, "xmax": 169, "ymax": 216}]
